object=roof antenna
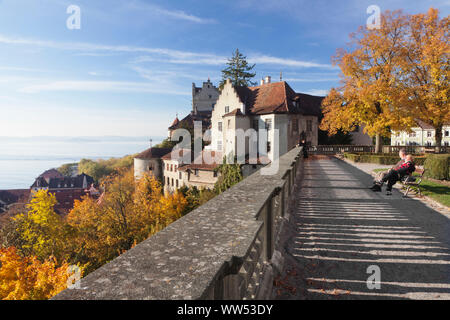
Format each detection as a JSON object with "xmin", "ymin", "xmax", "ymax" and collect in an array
[
  {"xmin": 280, "ymin": 71, "xmax": 283, "ymax": 82},
  {"xmin": 149, "ymin": 138, "xmax": 153, "ymax": 148}
]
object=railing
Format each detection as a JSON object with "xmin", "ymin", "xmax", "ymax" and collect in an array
[
  {"xmin": 382, "ymin": 145, "xmax": 450, "ymax": 154},
  {"xmin": 308, "ymin": 145, "xmax": 450, "ymax": 155},
  {"xmin": 53, "ymin": 147, "xmax": 303, "ymax": 300},
  {"xmin": 307, "ymin": 145, "xmax": 374, "ymax": 154}
]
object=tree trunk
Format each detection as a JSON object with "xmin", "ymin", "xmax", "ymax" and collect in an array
[
  {"xmin": 375, "ymin": 134, "xmax": 383, "ymax": 153},
  {"xmin": 435, "ymin": 125, "xmax": 443, "ymax": 153}
]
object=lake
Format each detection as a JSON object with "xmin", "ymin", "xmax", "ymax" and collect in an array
[{"xmin": 0, "ymin": 136, "xmax": 163, "ymax": 189}]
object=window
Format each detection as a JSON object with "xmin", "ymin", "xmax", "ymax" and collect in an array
[
  {"xmin": 167, "ymin": 177, "xmax": 170, "ymax": 185},
  {"xmin": 175, "ymin": 165, "xmax": 178, "ymax": 171},
  {"xmin": 176, "ymin": 180, "xmax": 179, "ymax": 188},
  {"xmin": 166, "ymin": 163, "xmax": 169, "ymax": 170},
  {"xmin": 293, "ymin": 119, "xmax": 298, "ymax": 132},
  {"xmin": 426, "ymin": 141, "xmax": 432, "ymax": 146},
  {"xmin": 171, "ymin": 178, "xmax": 174, "ymax": 186},
  {"xmin": 225, "ymin": 106, "xmax": 229, "ymax": 113},
  {"xmin": 194, "ymin": 169, "xmax": 199, "ymax": 176},
  {"xmin": 445, "ymin": 130, "xmax": 449, "ymax": 137},
  {"xmin": 427, "ymin": 131, "xmax": 432, "ymax": 137},
  {"xmin": 265, "ymin": 119, "xmax": 272, "ymax": 131},
  {"xmin": 252, "ymin": 119, "xmax": 259, "ymax": 130},
  {"xmin": 208, "ymin": 95, "xmax": 212, "ymax": 99},
  {"xmin": 170, "ymin": 164, "xmax": 173, "ymax": 171},
  {"xmin": 445, "ymin": 141, "xmax": 449, "ymax": 146},
  {"xmin": 179, "ymin": 172, "xmax": 182, "ymax": 179},
  {"xmin": 228, "ymin": 119, "xmax": 231, "ymax": 126},
  {"xmin": 307, "ymin": 120, "xmax": 312, "ymax": 132},
  {"xmin": 409, "ymin": 132, "xmax": 416, "ymax": 138},
  {"xmin": 218, "ymin": 122, "xmax": 222, "ymax": 132},
  {"xmin": 267, "ymin": 141, "xmax": 271, "ymax": 152},
  {"xmin": 213, "ymin": 171, "xmax": 218, "ymax": 178},
  {"xmin": 217, "ymin": 140, "xmax": 222, "ymax": 150}
]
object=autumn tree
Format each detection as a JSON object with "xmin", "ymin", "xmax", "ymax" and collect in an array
[
  {"xmin": 0, "ymin": 247, "xmax": 70, "ymax": 300},
  {"xmin": 321, "ymin": 10, "xmax": 413, "ymax": 153},
  {"xmin": 219, "ymin": 49, "xmax": 256, "ymax": 89},
  {"xmin": 401, "ymin": 8, "xmax": 449, "ymax": 151},
  {"xmin": 13, "ymin": 190, "xmax": 72, "ymax": 262},
  {"xmin": 68, "ymin": 169, "xmax": 187, "ymax": 274}
]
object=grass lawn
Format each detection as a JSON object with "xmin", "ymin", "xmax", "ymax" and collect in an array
[{"xmin": 372, "ymin": 168, "xmax": 450, "ymax": 207}]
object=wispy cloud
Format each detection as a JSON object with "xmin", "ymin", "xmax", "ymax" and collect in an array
[
  {"xmin": 303, "ymin": 89, "xmax": 329, "ymax": 96},
  {"xmin": 18, "ymin": 80, "xmax": 190, "ymax": 95},
  {"xmin": 0, "ymin": 34, "xmax": 333, "ymax": 69},
  {"xmin": 125, "ymin": 1, "xmax": 217, "ymax": 24},
  {"xmin": 249, "ymin": 55, "xmax": 334, "ymax": 69}
]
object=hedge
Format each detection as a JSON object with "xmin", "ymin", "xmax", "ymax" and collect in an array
[
  {"xmin": 343, "ymin": 153, "xmax": 427, "ymax": 166},
  {"xmin": 424, "ymin": 154, "xmax": 450, "ymax": 180}
]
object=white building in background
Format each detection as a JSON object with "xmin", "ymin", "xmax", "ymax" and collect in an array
[
  {"xmin": 391, "ymin": 119, "xmax": 450, "ymax": 146},
  {"xmin": 209, "ymin": 77, "xmax": 322, "ymax": 162}
]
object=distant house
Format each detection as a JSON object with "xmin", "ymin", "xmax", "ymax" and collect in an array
[
  {"xmin": 30, "ymin": 172, "xmax": 96, "ymax": 215},
  {"xmin": 0, "ymin": 189, "xmax": 30, "ymax": 215},
  {"xmin": 134, "ymin": 147, "xmax": 172, "ymax": 180},
  {"xmin": 391, "ymin": 119, "xmax": 450, "ymax": 146},
  {"xmin": 31, "ymin": 172, "xmax": 94, "ymax": 192}
]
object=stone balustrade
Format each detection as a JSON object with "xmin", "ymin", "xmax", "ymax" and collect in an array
[{"xmin": 53, "ymin": 147, "xmax": 303, "ymax": 300}]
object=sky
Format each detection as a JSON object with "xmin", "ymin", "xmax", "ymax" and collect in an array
[{"xmin": 0, "ymin": 0, "xmax": 448, "ymax": 138}]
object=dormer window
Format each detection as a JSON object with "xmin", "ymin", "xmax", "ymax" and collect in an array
[{"xmin": 225, "ymin": 106, "xmax": 229, "ymax": 113}]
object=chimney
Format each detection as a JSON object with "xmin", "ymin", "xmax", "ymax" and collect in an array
[
  {"xmin": 265, "ymin": 76, "xmax": 271, "ymax": 84},
  {"xmin": 260, "ymin": 79, "xmax": 265, "ymax": 85}
]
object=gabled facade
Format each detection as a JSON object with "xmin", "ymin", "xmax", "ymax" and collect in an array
[{"xmin": 209, "ymin": 78, "xmax": 322, "ymax": 161}]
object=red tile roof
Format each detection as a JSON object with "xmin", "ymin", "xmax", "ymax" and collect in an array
[
  {"xmin": 223, "ymin": 108, "xmax": 245, "ymax": 117},
  {"xmin": 135, "ymin": 147, "xmax": 172, "ymax": 160},
  {"xmin": 170, "ymin": 116, "xmax": 180, "ymax": 128},
  {"xmin": 414, "ymin": 119, "xmax": 436, "ymax": 130},
  {"xmin": 233, "ymin": 81, "xmax": 324, "ymax": 116},
  {"xmin": 161, "ymin": 148, "xmax": 192, "ymax": 161}
]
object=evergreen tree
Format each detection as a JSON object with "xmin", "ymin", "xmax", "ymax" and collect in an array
[{"xmin": 219, "ymin": 49, "xmax": 256, "ymax": 89}]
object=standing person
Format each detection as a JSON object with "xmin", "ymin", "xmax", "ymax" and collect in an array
[
  {"xmin": 370, "ymin": 148, "xmax": 406, "ymax": 190},
  {"xmin": 299, "ymin": 139, "xmax": 308, "ymax": 159}
]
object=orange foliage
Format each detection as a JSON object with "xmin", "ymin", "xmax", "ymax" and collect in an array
[{"xmin": 0, "ymin": 247, "xmax": 70, "ymax": 300}]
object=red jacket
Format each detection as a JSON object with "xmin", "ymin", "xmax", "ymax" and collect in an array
[{"xmin": 395, "ymin": 161, "xmax": 415, "ymax": 177}]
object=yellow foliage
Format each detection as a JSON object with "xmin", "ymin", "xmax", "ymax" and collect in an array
[
  {"xmin": 67, "ymin": 169, "xmax": 187, "ymax": 273},
  {"xmin": 320, "ymin": 8, "xmax": 449, "ymax": 148},
  {"xmin": 13, "ymin": 190, "xmax": 70, "ymax": 262},
  {"xmin": 0, "ymin": 247, "xmax": 70, "ymax": 300}
]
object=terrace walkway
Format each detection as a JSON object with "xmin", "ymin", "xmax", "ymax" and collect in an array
[{"xmin": 273, "ymin": 157, "xmax": 450, "ymax": 300}]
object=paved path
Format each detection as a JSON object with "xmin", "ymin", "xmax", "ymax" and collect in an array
[{"xmin": 272, "ymin": 157, "xmax": 450, "ymax": 300}]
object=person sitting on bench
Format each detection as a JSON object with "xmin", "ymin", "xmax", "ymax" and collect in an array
[
  {"xmin": 371, "ymin": 154, "xmax": 416, "ymax": 195},
  {"xmin": 370, "ymin": 149, "xmax": 406, "ymax": 191}
]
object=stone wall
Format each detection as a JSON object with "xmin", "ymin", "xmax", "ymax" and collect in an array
[{"xmin": 53, "ymin": 147, "xmax": 303, "ymax": 300}]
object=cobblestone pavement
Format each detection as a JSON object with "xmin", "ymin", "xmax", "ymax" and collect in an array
[{"xmin": 272, "ymin": 157, "xmax": 450, "ymax": 300}]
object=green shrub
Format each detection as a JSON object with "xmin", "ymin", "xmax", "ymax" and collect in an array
[
  {"xmin": 343, "ymin": 153, "xmax": 427, "ymax": 165},
  {"xmin": 424, "ymin": 154, "xmax": 450, "ymax": 180}
]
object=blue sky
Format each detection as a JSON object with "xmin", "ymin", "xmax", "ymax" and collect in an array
[{"xmin": 0, "ymin": 0, "xmax": 448, "ymax": 137}]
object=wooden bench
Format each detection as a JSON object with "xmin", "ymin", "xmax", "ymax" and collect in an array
[{"xmin": 401, "ymin": 168, "xmax": 426, "ymax": 198}]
